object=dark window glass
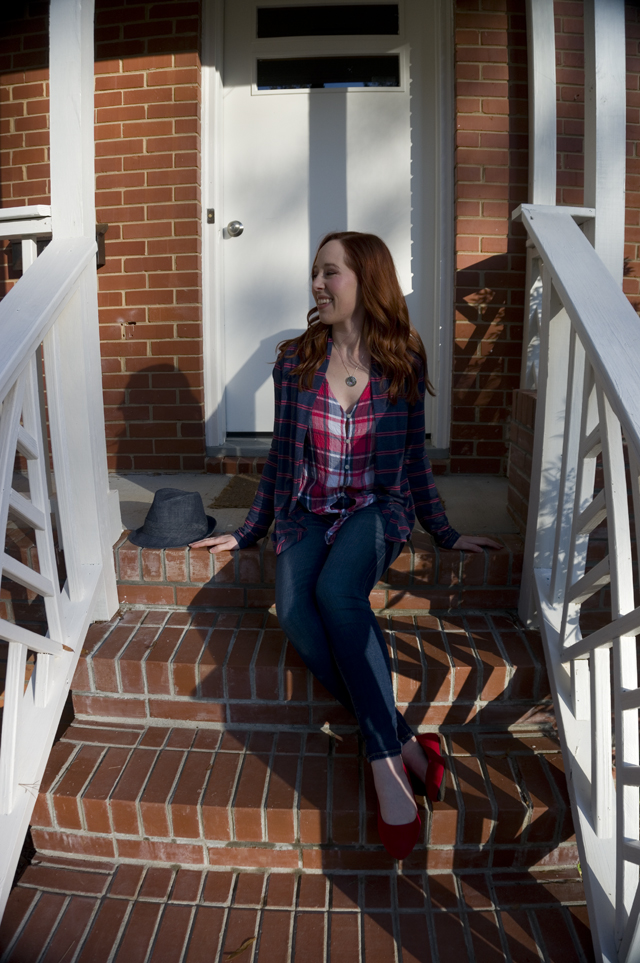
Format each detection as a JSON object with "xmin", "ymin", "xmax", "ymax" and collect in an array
[
  {"xmin": 257, "ymin": 5, "xmax": 399, "ymax": 38},
  {"xmin": 257, "ymin": 55, "xmax": 400, "ymax": 90}
]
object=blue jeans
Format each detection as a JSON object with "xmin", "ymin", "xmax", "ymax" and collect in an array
[{"xmin": 275, "ymin": 505, "xmax": 415, "ymax": 761}]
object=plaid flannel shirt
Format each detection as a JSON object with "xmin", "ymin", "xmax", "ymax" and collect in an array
[
  {"xmin": 232, "ymin": 338, "xmax": 460, "ymax": 554},
  {"xmin": 298, "ymin": 378, "xmax": 377, "ymax": 543}
]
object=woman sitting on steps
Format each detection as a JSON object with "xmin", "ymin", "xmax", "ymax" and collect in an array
[{"xmin": 191, "ymin": 231, "xmax": 500, "ymax": 860}]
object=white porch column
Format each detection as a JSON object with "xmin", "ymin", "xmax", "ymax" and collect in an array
[
  {"xmin": 48, "ymin": 0, "xmax": 119, "ymax": 620},
  {"xmin": 583, "ymin": 0, "xmax": 627, "ymax": 285}
]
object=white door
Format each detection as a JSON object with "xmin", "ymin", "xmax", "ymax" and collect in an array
[{"xmin": 218, "ymin": 0, "xmax": 440, "ymax": 434}]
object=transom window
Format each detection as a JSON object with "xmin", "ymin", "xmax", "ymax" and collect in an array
[
  {"xmin": 256, "ymin": 54, "xmax": 400, "ymax": 90},
  {"xmin": 256, "ymin": 4, "xmax": 400, "ymax": 38}
]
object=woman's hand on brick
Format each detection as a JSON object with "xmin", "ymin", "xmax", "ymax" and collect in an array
[
  {"xmin": 451, "ymin": 535, "xmax": 502, "ymax": 554},
  {"xmin": 189, "ymin": 534, "xmax": 239, "ymax": 554}
]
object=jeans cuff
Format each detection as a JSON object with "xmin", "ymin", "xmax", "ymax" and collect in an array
[{"xmin": 368, "ymin": 748, "xmax": 402, "ymax": 762}]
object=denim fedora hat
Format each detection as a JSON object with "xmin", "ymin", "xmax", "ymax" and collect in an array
[{"xmin": 128, "ymin": 488, "xmax": 216, "ymax": 548}]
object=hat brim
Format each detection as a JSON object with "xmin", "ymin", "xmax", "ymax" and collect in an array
[{"xmin": 127, "ymin": 514, "xmax": 217, "ymax": 549}]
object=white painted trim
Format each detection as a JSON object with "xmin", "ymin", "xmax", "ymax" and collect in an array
[
  {"xmin": 202, "ymin": 0, "xmax": 227, "ymax": 448},
  {"xmin": 201, "ymin": 0, "xmax": 455, "ymax": 448}
]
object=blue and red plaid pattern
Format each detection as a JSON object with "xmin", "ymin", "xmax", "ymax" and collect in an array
[
  {"xmin": 232, "ymin": 337, "xmax": 460, "ymax": 554},
  {"xmin": 298, "ymin": 379, "xmax": 377, "ymax": 543}
]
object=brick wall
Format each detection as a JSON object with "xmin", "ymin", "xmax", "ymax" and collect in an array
[
  {"xmin": 95, "ymin": 2, "xmax": 203, "ymax": 472},
  {"xmin": 1, "ymin": 0, "xmax": 205, "ymax": 472},
  {"xmin": 452, "ymin": 0, "xmax": 528, "ymax": 475}
]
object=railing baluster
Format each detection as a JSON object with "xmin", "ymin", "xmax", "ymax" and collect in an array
[
  {"xmin": 0, "ymin": 380, "xmax": 25, "ymax": 539},
  {"xmin": 23, "ymin": 357, "xmax": 63, "ymax": 642},
  {"xmin": 560, "ymin": 366, "xmax": 599, "ymax": 654},
  {"xmin": 22, "ymin": 354, "xmax": 64, "ymax": 708},
  {"xmin": 551, "ymin": 329, "xmax": 586, "ymax": 602},
  {"xmin": 20, "ymin": 238, "xmax": 38, "ymax": 273},
  {"xmin": 591, "ymin": 645, "xmax": 613, "ymax": 836},
  {"xmin": 519, "ymin": 274, "xmax": 571, "ymax": 624},
  {"xmin": 0, "ymin": 643, "xmax": 27, "ymax": 816},
  {"xmin": 571, "ymin": 658, "xmax": 590, "ymax": 722},
  {"xmin": 522, "ymin": 253, "xmax": 543, "ymax": 390}
]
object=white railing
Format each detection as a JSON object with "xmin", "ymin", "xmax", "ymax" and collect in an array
[
  {"xmin": 0, "ymin": 0, "xmax": 119, "ymax": 919},
  {"xmin": 517, "ymin": 204, "xmax": 640, "ymax": 963},
  {"xmin": 520, "ymin": 2, "xmax": 633, "ymax": 961}
]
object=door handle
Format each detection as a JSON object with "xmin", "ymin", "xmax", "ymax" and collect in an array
[{"xmin": 227, "ymin": 220, "xmax": 244, "ymax": 237}]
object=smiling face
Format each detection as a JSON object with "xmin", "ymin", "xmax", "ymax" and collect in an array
[{"xmin": 311, "ymin": 239, "xmax": 364, "ymax": 328}]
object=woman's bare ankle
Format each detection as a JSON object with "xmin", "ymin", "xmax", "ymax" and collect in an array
[
  {"xmin": 371, "ymin": 755, "xmax": 417, "ymax": 825},
  {"xmin": 401, "ymin": 737, "xmax": 428, "ymax": 783}
]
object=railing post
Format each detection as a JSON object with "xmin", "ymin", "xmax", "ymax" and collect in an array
[
  {"xmin": 583, "ymin": 0, "xmax": 627, "ymax": 284},
  {"xmin": 525, "ymin": 0, "xmax": 556, "ymax": 207},
  {"xmin": 48, "ymin": 0, "xmax": 118, "ymax": 620}
]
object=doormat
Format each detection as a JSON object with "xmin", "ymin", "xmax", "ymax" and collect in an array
[{"xmin": 209, "ymin": 474, "xmax": 260, "ymax": 509}]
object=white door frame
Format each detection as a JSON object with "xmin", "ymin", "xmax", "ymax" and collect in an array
[{"xmin": 201, "ymin": 0, "xmax": 454, "ymax": 451}]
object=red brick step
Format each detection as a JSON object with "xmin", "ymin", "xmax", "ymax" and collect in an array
[
  {"xmin": 31, "ymin": 718, "xmax": 576, "ymax": 875},
  {"xmin": 114, "ymin": 532, "xmax": 524, "ymax": 612},
  {"xmin": 71, "ymin": 609, "xmax": 552, "ymax": 729}
]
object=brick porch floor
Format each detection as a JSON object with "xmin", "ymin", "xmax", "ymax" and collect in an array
[{"xmin": 0, "ymin": 856, "xmax": 592, "ymax": 962}]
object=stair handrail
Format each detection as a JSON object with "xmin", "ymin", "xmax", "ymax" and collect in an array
[{"xmin": 0, "ymin": 0, "xmax": 119, "ymax": 921}]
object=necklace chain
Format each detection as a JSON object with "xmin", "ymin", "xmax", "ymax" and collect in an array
[{"xmin": 334, "ymin": 339, "xmax": 365, "ymax": 387}]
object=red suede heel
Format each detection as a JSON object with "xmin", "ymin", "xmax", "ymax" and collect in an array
[
  {"xmin": 407, "ymin": 734, "xmax": 446, "ymax": 802},
  {"xmin": 376, "ymin": 801, "xmax": 421, "ymax": 860}
]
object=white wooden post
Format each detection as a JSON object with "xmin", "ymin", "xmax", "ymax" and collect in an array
[
  {"xmin": 583, "ymin": 0, "xmax": 626, "ymax": 283},
  {"xmin": 525, "ymin": 0, "xmax": 556, "ymax": 207},
  {"xmin": 48, "ymin": 0, "xmax": 118, "ymax": 620}
]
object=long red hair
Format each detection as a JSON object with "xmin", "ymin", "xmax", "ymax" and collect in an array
[{"xmin": 277, "ymin": 231, "xmax": 435, "ymax": 404}]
